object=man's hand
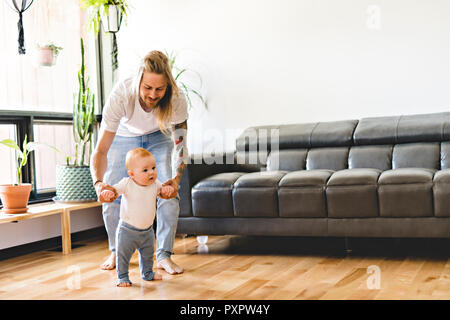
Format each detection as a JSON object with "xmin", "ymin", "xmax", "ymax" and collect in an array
[{"xmin": 95, "ymin": 182, "xmax": 118, "ymax": 203}]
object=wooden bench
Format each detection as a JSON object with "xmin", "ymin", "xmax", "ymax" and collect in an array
[{"xmin": 0, "ymin": 201, "xmax": 102, "ymax": 254}]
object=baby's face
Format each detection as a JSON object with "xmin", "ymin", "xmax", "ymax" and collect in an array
[{"xmin": 129, "ymin": 155, "xmax": 157, "ymax": 186}]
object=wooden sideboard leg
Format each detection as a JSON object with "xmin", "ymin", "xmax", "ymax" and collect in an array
[{"xmin": 61, "ymin": 210, "xmax": 72, "ymax": 255}]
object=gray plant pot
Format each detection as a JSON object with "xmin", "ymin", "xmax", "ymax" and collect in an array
[{"xmin": 56, "ymin": 165, "xmax": 97, "ymax": 202}]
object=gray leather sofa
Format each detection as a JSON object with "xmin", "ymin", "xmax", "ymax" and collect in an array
[{"xmin": 177, "ymin": 112, "xmax": 450, "ymax": 239}]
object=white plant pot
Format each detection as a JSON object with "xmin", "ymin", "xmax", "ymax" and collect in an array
[{"xmin": 101, "ymin": 5, "xmax": 121, "ymax": 33}]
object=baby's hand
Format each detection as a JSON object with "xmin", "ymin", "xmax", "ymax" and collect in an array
[
  {"xmin": 100, "ymin": 189, "xmax": 117, "ymax": 202},
  {"xmin": 160, "ymin": 185, "xmax": 175, "ymax": 198}
]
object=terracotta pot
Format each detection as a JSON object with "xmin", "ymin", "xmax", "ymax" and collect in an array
[
  {"xmin": 37, "ymin": 47, "xmax": 55, "ymax": 66},
  {"xmin": 0, "ymin": 184, "xmax": 32, "ymax": 214}
]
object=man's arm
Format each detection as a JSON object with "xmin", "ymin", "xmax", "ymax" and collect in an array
[
  {"xmin": 160, "ymin": 120, "xmax": 188, "ymax": 198},
  {"xmin": 172, "ymin": 119, "xmax": 188, "ymax": 184},
  {"xmin": 90, "ymin": 128, "xmax": 117, "ymax": 201}
]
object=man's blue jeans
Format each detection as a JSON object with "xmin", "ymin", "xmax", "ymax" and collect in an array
[{"xmin": 103, "ymin": 130, "xmax": 179, "ymax": 262}]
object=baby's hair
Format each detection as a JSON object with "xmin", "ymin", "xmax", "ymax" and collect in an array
[{"xmin": 125, "ymin": 148, "xmax": 154, "ymax": 170}]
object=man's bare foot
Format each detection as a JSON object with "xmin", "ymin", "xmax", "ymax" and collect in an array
[
  {"xmin": 156, "ymin": 258, "xmax": 184, "ymax": 274},
  {"xmin": 117, "ymin": 282, "xmax": 131, "ymax": 287},
  {"xmin": 101, "ymin": 252, "xmax": 116, "ymax": 270}
]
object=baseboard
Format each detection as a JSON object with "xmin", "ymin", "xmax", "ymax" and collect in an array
[{"xmin": 0, "ymin": 227, "xmax": 107, "ymax": 261}]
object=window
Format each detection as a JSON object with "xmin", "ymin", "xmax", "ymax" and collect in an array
[
  {"xmin": 0, "ymin": 0, "xmax": 110, "ymax": 205},
  {"xmin": 0, "ymin": 124, "xmax": 17, "ymax": 185},
  {"xmin": 0, "ymin": 112, "xmax": 100, "ymax": 203},
  {"xmin": 0, "ymin": 0, "xmax": 91, "ymax": 113},
  {"xmin": 33, "ymin": 120, "xmax": 75, "ymax": 193},
  {"xmin": 0, "ymin": 1, "xmax": 105, "ymax": 204}
]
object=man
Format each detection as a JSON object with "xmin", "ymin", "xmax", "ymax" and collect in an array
[{"xmin": 90, "ymin": 50, "xmax": 188, "ymax": 275}]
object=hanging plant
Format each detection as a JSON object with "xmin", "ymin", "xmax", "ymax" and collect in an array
[
  {"xmin": 79, "ymin": 0, "xmax": 129, "ymax": 71},
  {"xmin": 5, "ymin": 0, "xmax": 35, "ymax": 54},
  {"xmin": 79, "ymin": 0, "xmax": 129, "ymax": 35},
  {"xmin": 35, "ymin": 43, "xmax": 63, "ymax": 67}
]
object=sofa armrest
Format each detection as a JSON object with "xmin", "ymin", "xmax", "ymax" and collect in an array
[{"xmin": 179, "ymin": 152, "xmax": 262, "ymax": 216}]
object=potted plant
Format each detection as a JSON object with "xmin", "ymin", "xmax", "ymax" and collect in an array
[
  {"xmin": 55, "ymin": 38, "xmax": 97, "ymax": 202},
  {"xmin": 79, "ymin": 0, "xmax": 129, "ymax": 35},
  {"xmin": 36, "ymin": 43, "xmax": 63, "ymax": 67},
  {"xmin": 165, "ymin": 50, "xmax": 208, "ymax": 111},
  {"xmin": 79, "ymin": 0, "xmax": 129, "ymax": 71},
  {"xmin": 0, "ymin": 136, "xmax": 58, "ymax": 214}
]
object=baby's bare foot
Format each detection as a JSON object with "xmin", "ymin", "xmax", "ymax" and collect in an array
[
  {"xmin": 101, "ymin": 252, "xmax": 116, "ymax": 270},
  {"xmin": 153, "ymin": 272, "xmax": 163, "ymax": 280},
  {"xmin": 156, "ymin": 258, "xmax": 184, "ymax": 274},
  {"xmin": 117, "ymin": 282, "xmax": 131, "ymax": 287}
]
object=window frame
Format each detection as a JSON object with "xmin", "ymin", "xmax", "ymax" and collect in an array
[{"xmin": 0, "ymin": 111, "xmax": 101, "ymax": 205}]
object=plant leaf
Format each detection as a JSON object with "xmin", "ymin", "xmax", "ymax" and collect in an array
[
  {"xmin": 175, "ymin": 69, "xmax": 187, "ymax": 80},
  {"xmin": 22, "ymin": 134, "xmax": 28, "ymax": 156},
  {"xmin": 27, "ymin": 142, "xmax": 60, "ymax": 153},
  {"xmin": 180, "ymin": 82, "xmax": 193, "ymax": 110},
  {"xmin": 0, "ymin": 139, "xmax": 20, "ymax": 151}
]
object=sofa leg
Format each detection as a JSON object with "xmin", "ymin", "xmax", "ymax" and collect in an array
[{"xmin": 344, "ymin": 237, "xmax": 352, "ymax": 254}]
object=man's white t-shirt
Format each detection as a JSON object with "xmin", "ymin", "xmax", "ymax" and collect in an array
[
  {"xmin": 101, "ymin": 67, "xmax": 189, "ymax": 137},
  {"xmin": 113, "ymin": 177, "xmax": 162, "ymax": 230}
]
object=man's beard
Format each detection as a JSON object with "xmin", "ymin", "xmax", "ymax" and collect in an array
[{"xmin": 140, "ymin": 96, "xmax": 159, "ymax": 111}]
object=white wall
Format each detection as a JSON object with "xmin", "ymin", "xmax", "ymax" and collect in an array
[{"xmin": 116, "ymin": 0, "xmax": 450, "ymax": 154}]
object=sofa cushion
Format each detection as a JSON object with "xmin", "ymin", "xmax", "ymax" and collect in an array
[
  {"xmin": 392, "ymin": 142, "xmax": 440, "ymax": 169},
  {"xmin": 233, "ymin": 171, "xmax": 287, "ymax": 217},
  {"xmin": 306, "ymin": 147, "xmax": 349, "ymax": 171},
  {"xmin": 348, "ymin": 145, "xmax": 393, "ymax": 171},
  {"xmin": 378, "ymin": 168, "xmax": 436, "ymax": 217},
  {"xmin": 278, "ymin": 169, "xmax": 333, "ymax": 187},
  {"xmin": 236, "ymin": 120, "xmax": 358, "ymax": 151},
  {"xmin": 235, "ymin": 150, "xmax": 268, "ymax": 172},
  {"xmin": 353, "ymin": 112, "xmax": 450, "ymax": 145},
  {"xmin": 353, "ymin": 115, "xmax": 401, "ymax": 145},
  {"xmin": 378, "ymin": 168, "xmax": 436, "ymax": 184},
  {"xmin": 266, "ymin": 149, "xmax": 307, "ymax": 171},
  {"xmin": 433, "ymin": 169, "xmax": 450, "ymax": 217},
  {"xmin": 192, "ymin": 172, "xmax": 246, "ymax": 217},
  {"xmin": 396, "ymin": 112, "xmax": 450, "ymax": 143},
  {"xmin": 326, "ymin": 169, "xmax": 381, "ymax": 218},
  {"xmin": 233, "ymin": 171, "xmax": 287, "ymax": 188},
  {"xmin": 277, "ymin": 123, "xmax": 318, "ymax": 148},
  {"xmin": 327, "ymin": 168, "xmax": 381, "ymax": 186},
  {"xmin": 440, "ymin": 142, "xmax": 450, "ymax": 169},
  {"xmin": 309, "ymin": 120, "xmax": 358, "ymax": 147},
  {"xmin": 277, "ymin": 170, "xmax": 333, "ymax": 218},
  {"xmin": 235, "ymin": 125, "xmax": 279, "ymax": 152},
  {"xmin": 193, "ymin": 172, "xmax": 246, "ymax": 188},
  {"xmin": 433, "ymin": 169, "xmax": 450, "ymax": 183}
]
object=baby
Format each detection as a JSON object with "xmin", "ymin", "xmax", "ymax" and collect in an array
[{"xmin": 100, "ymin": 147, "xmax": 176, "ymax": 287}]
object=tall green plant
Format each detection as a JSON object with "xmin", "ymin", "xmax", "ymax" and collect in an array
[
  {"xmin": 0, "ymin": 135, "xmax": 59, "ymax": 185},
  {"xmin": 165, "ymin": 50, "xmax": 208, "ymax": 111},
  {"xmin": 73, "ymin": 38, "xmax": 95, "ymax": 166}
]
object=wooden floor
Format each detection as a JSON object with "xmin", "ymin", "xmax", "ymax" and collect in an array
[{"xmin": 0, "ymin": 235, "xmax": 449, "ymax": 300}]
